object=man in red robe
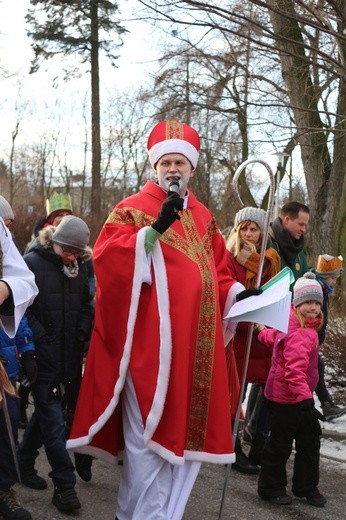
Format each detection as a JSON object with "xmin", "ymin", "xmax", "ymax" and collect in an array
[{"xmin": 68, "ymin": 120, "xmax": 256, "ymax": 520}]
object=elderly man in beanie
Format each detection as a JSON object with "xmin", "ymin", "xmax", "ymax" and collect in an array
[
  {"xmin": 67, "ymin": 120, "xmax": 261, "ymax": 520},
  {"xmin": 17, "ymin": 215, "xmax": 92, "ymax": 513}
]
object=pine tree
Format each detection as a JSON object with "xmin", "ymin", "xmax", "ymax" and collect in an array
[{"xmin": 26, "ymin": 0, "xmax": 126, "ymax": 228}]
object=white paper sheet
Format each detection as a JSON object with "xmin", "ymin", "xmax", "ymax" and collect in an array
[{"xmin": 225, "ymin": 269, "xmax": 292, "ymax": 333}]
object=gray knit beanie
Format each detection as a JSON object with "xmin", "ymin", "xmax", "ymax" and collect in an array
[
  {"xmin": 234, "ymin": 207, "xmax": 266, "ymax": 234},
  {"xmin": 293, "ymin": 272, "xmax": 323, "ymax": 308},
  {"xmin": 52, "ymin": 215, "xmax": 90, "ymax": 251},
  {"xmin": 0, "ymin": 196, "xmax": 14, "ymax": 221}
]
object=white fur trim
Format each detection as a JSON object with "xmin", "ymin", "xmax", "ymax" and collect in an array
[
  {"xmin": 142, "ymin": 250, "xmax": 152, "ymax": 284},
  {"xmin": 223, "ymin": 282, "xmax": 245, "ymax": 318},
  {"xmin": 147, "ymin": 439, "xmax": 235, "ymax": 465},
  {"xmin": 222, "ymin": 282, "xmax": 245, "ymax": 344},
  {"xmin": 143, "ymin": 241, "xmax": 172, "ymax": 443},
  {"xmin": 67, "ymin": 227, "xmax": 147, "ymax": 452},
  {"xmin": 67, "ymin": 227, "xmax": 172, "ymax": 456},
  {"xmin": 149, "ymin": 139, "xmax": 199, "ymax": 168},
  {"xmin": 67, "ymin": 441, "xmax": 120, "ymax": 465}
]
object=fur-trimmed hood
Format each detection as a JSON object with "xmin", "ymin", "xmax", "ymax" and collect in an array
[{"xmin": 33, "ymin": 225, "xmax": 93, "ymax": 262}]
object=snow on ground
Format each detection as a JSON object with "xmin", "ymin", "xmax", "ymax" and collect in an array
[
  {"xmin": 320, "ymin": 437, "xmax": 346, "ymax": 467},
  {"xmin": 319, "ymin": 409, "xmax": 346, "ymax": 436},
  {"xmin": 319, "ymin": 405, "xmax": 346, "ymax": 463}
]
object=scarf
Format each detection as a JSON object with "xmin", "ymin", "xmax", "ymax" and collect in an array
[
  {"xmin": 317, "ymin": 277, "xmax": 334, "ymax": 294},
  {"xmin": 62, "ymin": 259, "xmax": 79, "ymax": 278},
  {"xmin": 305, "ymin": 316, "xmax": 322, "ymax": 330},
  {"xmin": 242, "ymin": 247, "xmax": 281, "ymax": 288},
  {"xmin": 271, "ymin": 217, "xmax": 305, "ymax": 268}
]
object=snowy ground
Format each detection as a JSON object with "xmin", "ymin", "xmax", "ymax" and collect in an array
[{"xmin": 318, "ymin": 403, "xmax": 346, "ymax": 464}]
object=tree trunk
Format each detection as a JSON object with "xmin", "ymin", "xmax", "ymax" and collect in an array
[
  {"xmin": 267, "ymin": 0, "xmax": 344, "ymax": 263},
  {"xmin": 90, "ymin": 0, "xmax": 101, "ymax": 233}
]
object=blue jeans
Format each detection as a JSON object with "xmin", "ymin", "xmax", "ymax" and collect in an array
[
  {"xmin": 0, "ymin": 383, "xmax": 20, "ymax": 490},
  {"xmin": 18, "ymin": 381, "xmax": 76, "ymax": 490}
]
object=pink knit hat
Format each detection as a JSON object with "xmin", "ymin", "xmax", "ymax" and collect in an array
[{"xmin": 293, "ymin": 272, "xmax": 323, "ymax": 307}]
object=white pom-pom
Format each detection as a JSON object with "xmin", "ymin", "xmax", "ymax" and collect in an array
[{"xmin": 303, "ymin": 272, "xmax": 316, "ymax": 280}]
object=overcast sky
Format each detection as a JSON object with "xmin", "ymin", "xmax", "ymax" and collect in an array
[
  {"xmin": 0, "ymin": 0, "xmax": 299, "ymax": 189},
  {"xmin": 0, "ymin": 0, "xmax": 156, "ymax": 83},
  {"xmin": 0, "ymin": 0, "xmax": 160, "ymax": 167}
]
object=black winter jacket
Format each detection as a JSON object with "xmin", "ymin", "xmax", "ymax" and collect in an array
[{"xmin": 24, "ymin": 229, "xmax": 92, "ymax": 385}]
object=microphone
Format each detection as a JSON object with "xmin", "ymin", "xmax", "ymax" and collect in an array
[
  {"xmin": 168, "ymin": 180, "xmax": 181, "ymax": 214},
  {"xmin": 168, "ymin": 180, "xmax": 180, "ymax": 194}
]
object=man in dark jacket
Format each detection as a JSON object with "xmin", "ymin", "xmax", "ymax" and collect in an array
[
  {"xmin": 17, "ymin": 216, "xmax": 92, "ymax": 513},
  {"xmin": 270, "ymin": 201, "xmax": 310, "ymax": 288}
]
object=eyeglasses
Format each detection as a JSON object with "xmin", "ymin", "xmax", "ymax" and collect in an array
[{"xmin": 60, "ymin": 246, "xmax": 81, "ymax": 257}]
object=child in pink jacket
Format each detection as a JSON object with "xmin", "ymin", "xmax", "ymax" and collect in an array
[{"xmin": 257, "ymin": 272, "xmax": 326, "ymax": 507}]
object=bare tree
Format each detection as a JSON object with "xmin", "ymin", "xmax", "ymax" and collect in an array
[
  {"xmin": 137, "ymin": 0, "xmax": 346, "ymax": 266},
  {"xmin": 4, "ymin": 82, "xmax": 31, "ymax": 204},
  {"xmin": 137, "ymin": 23, "xmax": 290, "ymax": 214},
  {"xmin": 25, "ymin": 0, "xmax": 126, "ymax": 230},
  {"xmin": 101, "ymin": 90, "xmax": 152, "ymax": 215}
]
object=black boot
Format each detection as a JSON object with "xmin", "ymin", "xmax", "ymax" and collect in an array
[
  {"xmin": 75, "ymin": 453, "xmax": 94, "ymax": 482},
  {"xmin": 232, "ymin": 436, "xmax": 260, "ymax": 475},
  {"xmin": 52, "ymin": 488, "xmax": 81, "ymax": 512},
  {"xmin": 20, "ymin": 468, "xmax": 48, "ymax": 490},
  {"xmin": 322, "ymin": 400, "xmax": 346, "ymax": 421}
]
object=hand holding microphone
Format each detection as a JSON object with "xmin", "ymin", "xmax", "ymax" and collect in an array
[
  {"xmin": 167, "ymin": 180, "xmax": 183, "ymax": 215},
  {"xmin": 152, "ymin": 181, "xmax": 184, "ymax": 234}
]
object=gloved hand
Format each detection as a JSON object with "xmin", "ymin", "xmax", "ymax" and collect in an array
[
  {"xmin": 236, "ymin": 287, "xmax": 263, "ymax": 302},
  {"xmin": 20, "ymin": 351, "xmax": 38, "ymax": 388},
  {"xmin": 151, "ymin": 192, "xmax": 184, "ymax": 234},
  {"xmin": 297, "ymin": 398, "xmax": 315, "ymax": 410}
]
